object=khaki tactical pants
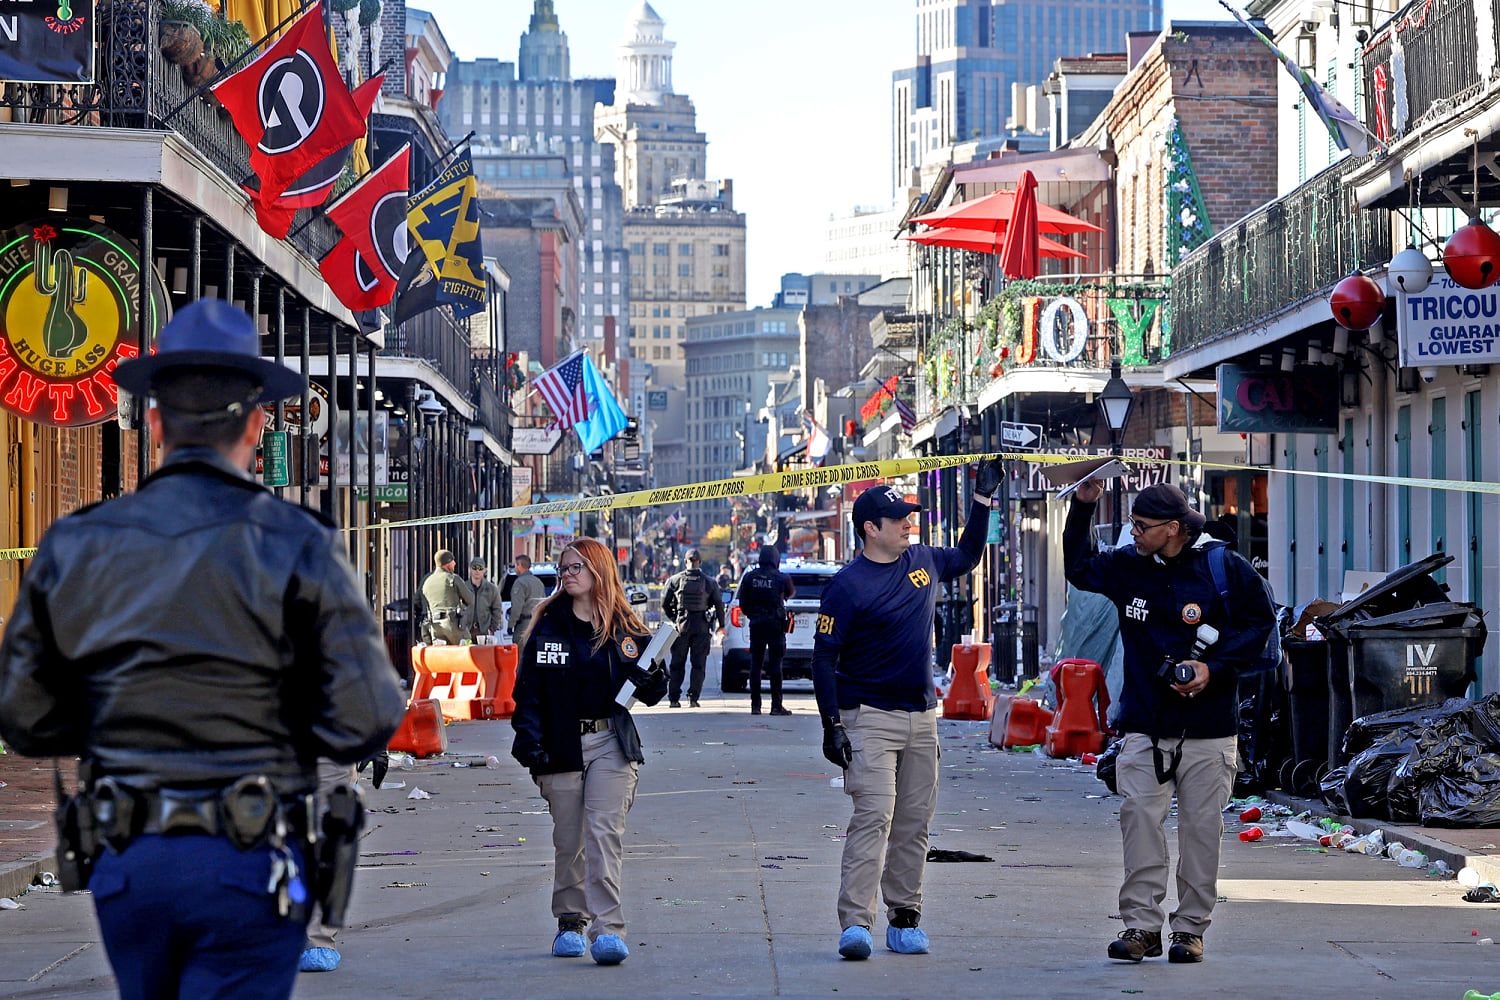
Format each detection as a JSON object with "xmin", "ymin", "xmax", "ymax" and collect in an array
[
  {"xmin": 1116, "ymin": 732, "xmax": 1238, "ymax": 937},
  {"xmin": 837, "ymin": 706, "xmax": 940, "ymax": 931},
  {"xmin": 537, "ymin": 731, "xmax": 639, "ymax": 938}
]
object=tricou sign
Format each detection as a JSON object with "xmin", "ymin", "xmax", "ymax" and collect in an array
[
  {"xmin": 1398, "ymin": 275, "xmax": 1500, "ymax": 366},
  {"xmin": 0, "ymin": 217, "xmax": 168, "ymax": 426}
]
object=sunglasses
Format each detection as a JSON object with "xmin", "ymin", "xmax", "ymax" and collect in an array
[
  {"xmin": 1129, "ymin": 517, "xmax": 1173, "ymax": 534},
  {"xmin": 559, "ymin": 561, "xmax": 589, "ymax": 576}
]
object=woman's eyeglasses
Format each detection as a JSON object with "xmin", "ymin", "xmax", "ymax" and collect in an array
[{"xmin": 559, "ymin": 561, "xmax": 588, "ymax": 576}]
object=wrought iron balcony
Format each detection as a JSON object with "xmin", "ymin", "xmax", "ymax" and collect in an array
[
  {"xmin": 0, "ymin": 1, "xmax": 340, "ymax": 263},
  {"xmin": 1170, "ymin": 159, "xmax": 1391, "ymax": 355},
  {"xmin": 1362, "ymin": 0, "xmax": 1496, "ymax": 144},
  {"xmin": 380, "ymin": 308, "xmax": 473, "ymax": 397}
]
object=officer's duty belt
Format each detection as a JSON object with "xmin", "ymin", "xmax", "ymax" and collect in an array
[
  {"xmin": 91, "ymin": 777, "xmax": 312, "ymax": 852},
  {"xmin": 580, "ymin": 718, "xmax": 612, "ymax": 734}
]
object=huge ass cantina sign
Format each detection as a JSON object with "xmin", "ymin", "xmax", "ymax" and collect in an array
[{"xmin": 0, "ymin": 218, "xmax": 168, "ymax": 426}]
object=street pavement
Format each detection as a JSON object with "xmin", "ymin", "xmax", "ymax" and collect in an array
[{"xmin": 5, "ymin": 654, "xmax": 1500, "ymax": 999}]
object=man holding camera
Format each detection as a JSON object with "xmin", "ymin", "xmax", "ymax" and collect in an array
[
  {"xmin": 1062, "ymin": 481, "xmax": 1273, "ymax": 965},
  {"xmin": 0, "ymin": 300, "xmax": 405, "ymax": 999}
]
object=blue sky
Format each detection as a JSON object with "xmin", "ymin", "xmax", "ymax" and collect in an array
[{"xmin": 417, "ymin": 0, "xmax": 1239, "ymax": 304}]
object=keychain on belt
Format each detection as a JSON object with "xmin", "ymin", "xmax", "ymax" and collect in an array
[{"xmin": 266, "ymin": 814, "xmax": 308, "ymax": 917}]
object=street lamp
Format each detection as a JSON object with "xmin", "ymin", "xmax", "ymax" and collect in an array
[{"xmin": 1097, "ymin": 359, "xmax": 1135, "ymax": 539}]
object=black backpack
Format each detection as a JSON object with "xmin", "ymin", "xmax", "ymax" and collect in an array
[
  {"xmin": 1206, "ymin": 544, "xmax": 1283, "ymax": 676},
  {"xmin": 678, "ymin": 572, "xmax": 710, "ymax": 613}
]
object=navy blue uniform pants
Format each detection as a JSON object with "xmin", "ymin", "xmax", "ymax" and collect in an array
[
  {"xmin": 669, "ymin": 628, "xmax": 712, "ymax": 702},
  {"xmin": 748, "ymin": 619, "xmax": 787, "ymax": 711},
  {"xmin": 90, "ymin": 834, "xmax": 310, "ymax": 1000}
]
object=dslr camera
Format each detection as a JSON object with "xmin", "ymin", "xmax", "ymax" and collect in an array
[{"xmin": 1157, "ymin": 656, "xmax": 1196, "ymax": 687}]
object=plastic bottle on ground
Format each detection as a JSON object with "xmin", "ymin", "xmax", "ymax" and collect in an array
[
  {"xmin": 1397, "ymin": 849, "xmax": 1427, "ymax": 868},
  {"xmin": 1384, "ymin": 841, "xmax": 1407, "ymax": 860},
  {"xmin": 1430, "ymin": 860, "xmax": 1454, "ymax": 878}
]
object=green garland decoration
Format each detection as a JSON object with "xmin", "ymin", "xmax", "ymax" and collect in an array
[{"xmin": 1164, "ymin": 115, "xmax": 1212, "ymax": 267}]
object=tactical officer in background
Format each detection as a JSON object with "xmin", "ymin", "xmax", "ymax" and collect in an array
[
  {"xmin": 0, "ymin": 299, "xmax": 406, "ymax": 1000},
  {"xmin": 508, "ymin": 554, "xmax": 546, "ymax": 644},
  {"xmin": 421, "ymin": 549, "xmax": 473, "ymax": 645},
  {"xmin": 467, "ymin": 557, "xmax": 502, "ymax": 641},
  {"xmin": 661, "ymin": 548, "xmax": 724, "ymax": 708},
  {"xmin": 1062, "ymin": 481, "xmax": 1274, "ymax": 965},
  {"xmin": 736, "ymin": 545, "xmax": 796, "ymax": 716}
]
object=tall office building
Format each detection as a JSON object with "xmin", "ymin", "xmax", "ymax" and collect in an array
[
  {"xmin": 892, "ymin": 0, "xmax": 1161, "ymax": 196},
  {"xmin": 595, "ymin": 2, "xmax": 747, "ymax": 396},
  {"xmin": 441, "ymin": 2, "xmax": 628, "ymax": 358}
]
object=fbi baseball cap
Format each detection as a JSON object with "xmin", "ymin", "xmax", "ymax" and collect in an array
[{"xmin": 852, "ymin": 485, "xmax": 920, "ymax": 537}]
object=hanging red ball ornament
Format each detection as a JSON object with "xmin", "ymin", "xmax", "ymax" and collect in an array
[
  {"xmin": 989, "ymin": 361, "xmax": 1005, "ymax": 378},
  {"xmin": 1443, "ymin": 217, "xmax": 1500, "ymax": 289},
  {"xmin": 1328, "ymin": 272, "xmax": 1385, "ymax": 330}
]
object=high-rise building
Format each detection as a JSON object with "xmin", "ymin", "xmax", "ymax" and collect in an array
[
  {"xmin": 440, "ymin": 2, "xmax": 628, "ymax": 361},
  {"xmin": 892, "ymin": 0, "xmax": 1161, "ymax": 196},
  {"xmin": 595, "ymin": 2, "xmax": 747, "ymax": 397}
]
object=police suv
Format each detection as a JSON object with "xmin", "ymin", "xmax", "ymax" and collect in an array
[{"xmin": 720, "ymin": 559, "xmax": 843, "ymax": 693}]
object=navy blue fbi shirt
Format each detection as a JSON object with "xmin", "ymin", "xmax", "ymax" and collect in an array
[
  {"xmin": 534, "ymin": 613, "xmax": 615, "ymax": 720},
  {"xmin": 812, "ymin": 498, "xmax": 988, "ymax": 718}
]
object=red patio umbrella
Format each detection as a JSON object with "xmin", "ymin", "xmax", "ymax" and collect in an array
[
  {"xmin": 909, "ymin": 186, "xmax": 1104, "ymax": 235},
  {"xmin": 902, "ymin": 226, "xmax": 1086, "ymax": 260},
  {"xmin": 1000, "ymin": 169, "xmax": 1040, "ymax": 279}
]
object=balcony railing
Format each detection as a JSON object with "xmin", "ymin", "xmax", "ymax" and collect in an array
[
  {"xmin": 1362, "ymin": 0, "xmax": 1495, "ymax": 142},
  {"xmin": 381, "ymin": 308, "xmax": 473, "ymax": 397},
  {"xmin": 1170, "ymin": 159, "xmax": 1391, "ymax": 354},
  {"xmin": 0, "ymin": 1, "xmax": 340, "ymax": 263},
  {"xmin": 473, "ymin": 377, "xmax": 509, "ymax": 447}
]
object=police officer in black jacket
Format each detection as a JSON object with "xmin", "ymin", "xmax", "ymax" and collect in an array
[
  {"xmin": 0, "ymin": 300, "xmax": 406, "ymax": 1000},
  {"xmin": 1062, "ymin": 481, "xmax": 1273, "ymax": 966},
  {"xmin": 736, "ymin": 545, "xmax": 796, "ymax": 715}
]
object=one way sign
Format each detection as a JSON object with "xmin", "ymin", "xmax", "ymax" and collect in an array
[{"xmin": 1001, "ymin": 421, "xmax": 1043, "ymax": 449}]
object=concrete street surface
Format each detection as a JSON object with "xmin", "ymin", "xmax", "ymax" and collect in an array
[{"xmin": 4, "ymin": 664, "xmax": 1500, "ymax": 999}]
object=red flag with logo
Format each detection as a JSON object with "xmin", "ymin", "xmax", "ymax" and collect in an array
[
  {"xmin": 325, "ymin": 143, "xmax": 410, "ymax": 286},
  {"xmin": 319, "ymin": 237, "xmax": 397, "ymax": 311},
  {"xmin": 241, "ymin": 73, "xmax": 385, "ymax": 240},
  {"xmin": 213, "ymin": 1, "xmax": 366, "ymax": 206}
]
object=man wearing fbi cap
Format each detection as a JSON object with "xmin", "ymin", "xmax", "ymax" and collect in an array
[
  {"xmin": 812, "ymin": 461, "xmax": 1000, "ymax": 960},
  {"xmin": 0, "ymin": 299, "xmax": 405, "ymax": 999},
  {"xmin": 1062, "ymin": 479, "xmax": 1273, "ymax": 966}
]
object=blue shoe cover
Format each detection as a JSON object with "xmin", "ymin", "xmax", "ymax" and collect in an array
[
  {"xmin": 590, "ymin": 934, "xmax": 630, "ymax": 964},
  {"xmin": 552, "ymin": 930, "xmax": 587, "ymax": 957},
  {"xmin": 299, "ymin": 948, "xmax": 340, "ymax": 972},
  {"xmin": 838, "ymin": 926, "xmax": 872, "ymax": 959},
  {"xmin": 886, "ymin": 925, "xmax": 930, "ymax": 954}
]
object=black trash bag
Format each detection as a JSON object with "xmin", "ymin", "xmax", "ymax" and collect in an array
[
  {"xmin": 1413, "ymin": 696, "xmax": 1500, "ymax": 754},
  {"xmin": 1417, "ymin": 743, "xmax": 1500, "ymax": 827},
  {"xmin": 1386, "ymin": 748, "xmax": 1423, "ymax": 823},
  {"xmin": 1342, "ymin": 729, "xmax": 1422, "ymax": 818},
  {"xmin": 1341, "ymin": 698, "xmax": 1467, "ymax": 760},
  {"xmin": 1320, "ymin": 764, "xmax": 1352, "ymax": 815},
  {"xmin": 1236, "ymin": 667, "xmax": 1293, "ymax": 795}
]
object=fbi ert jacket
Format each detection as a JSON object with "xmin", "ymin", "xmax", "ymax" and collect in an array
[
  {"xmin": 0, "ymin": 449, "xmax": 406, "ymax": 795},
  {"xmin": 511, "ymin": 600, "xmax": 668, "ymax": 774},
  {"xmin": 1061, "ymin": 498, "xmax": 1275, "ymax": 740}
]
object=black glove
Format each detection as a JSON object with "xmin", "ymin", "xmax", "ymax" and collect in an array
[
  {"xmin": 516, "ymin": 747, "xmax": 550, "ymax": 771},
  {"xmin": 973, "ymin": 458, "xmax": 1003, "ymax": 500},
  {"xmin": 356, "ymin": 750, "xmax": 389, "ymax": 789},
  {"xmin": 822, "ymin": 721, "xmax": 853, "ymax": 769}
]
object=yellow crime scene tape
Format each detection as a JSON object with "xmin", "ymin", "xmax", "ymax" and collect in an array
[{"xmin": 3, "ymin": 451, "xmax": 1499, "ymax": 560}]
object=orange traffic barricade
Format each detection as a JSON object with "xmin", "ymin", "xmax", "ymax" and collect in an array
[
  {"xmin": 388, "ymin": 698, "xmax": 447, "ymax": 757},
  {"xmin": 1044, "ymin": 658, "xmax": 1111, "ymax": 758},
  {"xmin": 942, "ymin": 642, "xmax": 994, "ymax": 720},
  {"xmin": 989, "ymin": 695, "xmax": 1053, "ymax": 748},
  {"xmin": 410, "ymin": 644, "xmax": 517, "ymax": 721}
]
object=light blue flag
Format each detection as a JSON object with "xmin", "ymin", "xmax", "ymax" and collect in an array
[{"xmin": 575, "ymin": 352, "xmax": 628, "ymax": 454}]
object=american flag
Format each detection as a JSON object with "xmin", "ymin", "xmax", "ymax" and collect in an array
[
  {"xmin": 893, "ymin": 395, "xmax": 917, "ymax": 433},
  {"xmin": 532, "ymin": 351, "xmax": 591, "ymax": 429},
  {"xmin": 662, "ymin": 508, "xmax": 683, "ymax": 531}
]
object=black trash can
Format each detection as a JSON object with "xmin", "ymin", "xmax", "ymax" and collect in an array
[
  {"xmin": 1344, "ymin": 603, "xmax": 1485, "ymax": 718},
  {"xmin": 384, "ymin": 597, "xmax": 413, "ymax": 682},
  {"xmin": 992, "ymin": 602, "xmax": 1039, "ymax": 683},
  {"xmin": 1283, "ymin": 637, "xmax": 1331, "ymax": 794},
  {"xmin": 1316, "ymin": 553, "xmax": 1461, "ymax": 766}
]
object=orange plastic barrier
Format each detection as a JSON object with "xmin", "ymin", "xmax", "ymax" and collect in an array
[
  {"xmin": 1044, "ymin": 658, "xmax": 1111, "ymax": 759},
  {"xmin": 388, "ymin": 698, "xmax": 448, "ymax": 757},
  {"xmin": 989, "ymin": 695, "xmax": 1054, "ymax": 748},
  {"xmin": 410, "ymin": 644, "xmax": 517, "ymax": 720},
  {"xmin": 942, "ymin": 643, "xmax": 994, "ymax": 720}
]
